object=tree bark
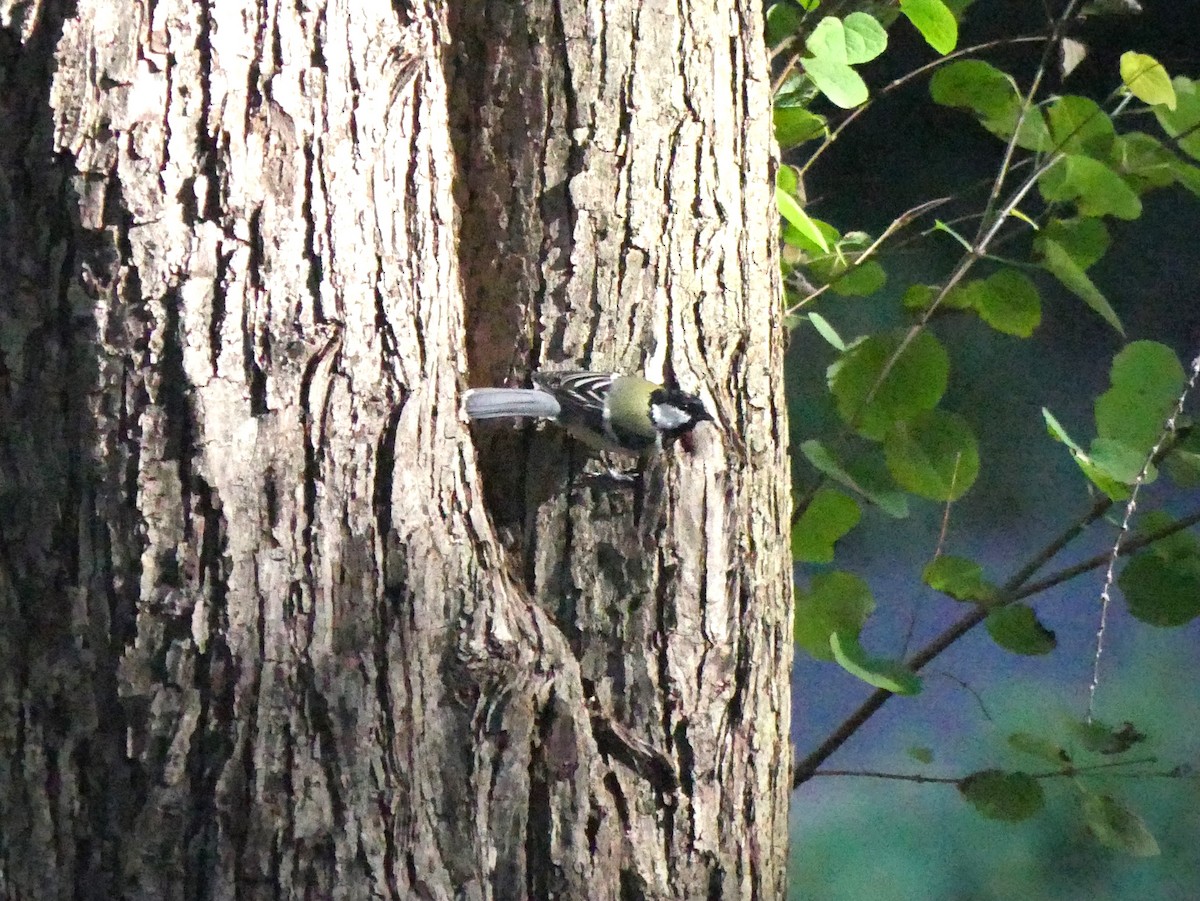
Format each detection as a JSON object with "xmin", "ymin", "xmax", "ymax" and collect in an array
[{"xmin": 0, "ymin": 0, "xmax": 791, "ymax": 898}]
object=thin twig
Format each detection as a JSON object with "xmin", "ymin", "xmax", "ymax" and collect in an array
[
  {"xmin": 811, "ymin": 755, "xmax": 1167, "ymax": 783},
  {"xmin": 1086, "ymin": 354, "xmax": 1200, "ymax": 722},
  {"xmin": 794, "ymin": 502, "xmax": 1200, "ymax": 788},
  {"xmin": 783, "ymin": 195, "xmax": 953, "ymax": 318},
  {"xmin": 799, "ymin": 35, "xmax": 1050, "ymax": 176}
]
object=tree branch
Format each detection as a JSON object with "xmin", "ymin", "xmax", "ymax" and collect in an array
[{"xmin": 794, "ymin": 503, "xmax": 1200, "ymax": 788}]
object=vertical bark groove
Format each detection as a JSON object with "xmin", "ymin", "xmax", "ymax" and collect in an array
[{"xmin": 1, "ymin": 0, "xmax": 790, "ymax": 898}]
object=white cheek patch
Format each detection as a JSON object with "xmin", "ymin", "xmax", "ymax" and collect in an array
[{"xmin": 651, "ymin": 403, "xmax": 692, "ymax": 430}]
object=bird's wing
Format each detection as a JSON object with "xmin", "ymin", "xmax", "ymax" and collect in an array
[{"xmin": 531, "ymin": 371, "xmax": 614, "ymax": 412}]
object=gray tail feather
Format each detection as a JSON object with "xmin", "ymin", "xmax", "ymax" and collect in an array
[{"xmin": 463, "ymin": 388, "xmax": 562, "ymax": 420}]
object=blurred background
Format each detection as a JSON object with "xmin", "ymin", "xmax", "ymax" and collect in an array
[{"xmin": 784, "ymin": 4, "xmax": 1200, "ymax": 897}]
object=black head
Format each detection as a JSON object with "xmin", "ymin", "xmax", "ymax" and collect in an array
[{"xmin": 648, "ymin": 387, "xmax": 714, "ymax": 438}]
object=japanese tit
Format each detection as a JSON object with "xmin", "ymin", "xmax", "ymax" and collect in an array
[{"xmin": 462, "ymin": 370, "xmax": 713, "ymax": 455}]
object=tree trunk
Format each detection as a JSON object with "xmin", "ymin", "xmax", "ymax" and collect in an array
[{"xmin": 0, "ymin": 0, "xmax": 791, "ymax": 898}]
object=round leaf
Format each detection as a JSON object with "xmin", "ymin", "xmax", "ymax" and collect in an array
[
  {"xmin": 1038, "ymin": 154, "xmax": 1142, "ymax": 220},
  {"xmin": 1111, "ymin": 132, "xmax": 1177, "ymax": 189},
  {"xmin": 765, "ymin": 2, "xmax": 804, "ymax": 48},
  {"xmin": 959, "ymin": 770, "xmax": 1045, "ymax": 822},
  {"xmin": 985, "ymin": 604, "xmax": 1057, "ymax": 655},
  {"xmin": 930, "ymin": 60, "xmax": 1017, "ymax": 121},
  {"xmin": 792, "ymin": 488, "xmax": 861, "ymax": 563},
  {"xmin": 794, "ymin": 571, "xmax": 875, "ymax": 661},
  {"xmin": 973, "ymin": 269, "xmax": 1042, "ymax": 337},
  {"xmin": 1094, "ymin": 340, "xmax": 1185, "ymax": 455},
  {"xmin": 1071, "ymin": 719, "xmax": 1146, "ymax": 756},
  {"xmin": 884, "ymin": 410, "xmax": 980, "ymax": 501},
  {"xmin": 1118, "ymin": 552, "xmax": 1200, "ymax": 627},
  {"xmin": 929, "ymin": 60, "xmax": 1050, "ymax": 150},
  {"xmin": 828, "ymin": 330, "xmax": 950, "ymax": 439},
  {"xmin": 829, "ymin": 260, "xmax": 886, "ymax": 297},
  {"xmin": 802, "ymin": 56, "xmax": 869, "ymax": 110},
  {"xmin": 1120, "ymin": 52, "xmax": 1175, "ymax": 109},
  {"xmin": 1046, "ymin": 95, "xmax": 1115, "ymax": 156},
  {"xmin": 1155, "ymin": 76, "xmax": 1200, "ymax": 160},
  {"xmin": 806, "ymin": 13, "xmax": 887, "ymax": 66},
  {"xmin": 1036, "ymin": 217, "xmax": 1110, "ymax": 270},
  {"xmin": 923, "ymin": 554, "xmax": 993, "ymax": 602}
]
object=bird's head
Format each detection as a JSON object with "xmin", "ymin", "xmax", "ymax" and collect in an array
[{"xmin": 649, "ymin": 388, "xmax": 714, "ymax": 440}]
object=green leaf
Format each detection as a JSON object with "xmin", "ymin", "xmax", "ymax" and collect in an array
[
  {"xmin": 1172, "ymin": 160, "xmax": 1200, "ymax": 197},
  {"xmin": 1118, "ymin": 552, "xmax": 1200, "ymax": 627},
  {"xmin": 1131, "ymin": 511, "xmax": 1200, "ymax": 560},
  {"xmin": 929, "ymin": 60, "xmax": 1050, "ymax": 150},
  {"xmin": 901, "ymin": 284, "xmax": 940, "ymax": 311},
  {"xmin": 1036, "ymin": 237, "xmax": 1123, "ymax": 333},
  {"xmin": 805, "ymin": 232, "xmax": 887, "ymax": 296},
  {"xmin": 828, "ymin": 330, "xmax": 950, "ymax": 439},
  {"xmin": 1008, "ymin": 732, "xmax": 1070, "ymax": 764},
  {"xmin": 774, "ymin": 105, "xmax": 826, "ymax": 148},
  {"xmin": 782, "ymin": 216, "xmax": 839, "ymax": 253},
  {"xmin": 1071, "ymin": 719, "xmax": 1146, "ymax": 755},
  {"xmin": 1120, "ymin": 52, "xmax": 1175, "ymax": 109},
  {"xmin": 829, "ymin": 260, "xmax": 886, "ymax": 297},
  {"xmin": 777, "ymin": 164, "xmax": 801, "ymax": 196},
  {"xmin": 1042, "ymin": 410, "xmax": 1134, "ymax": 499},
  {"xmin": 908, "ymin": 746, "xmax": 935, "ymax": 764},
  {"xmin": 923, "ymin": 555, "xmax": 994, "ymax": 602},
  {"xmin": 806, "ymin": 311, "xmax": 846, "ymax": 350},
  {"xmin": 899, "ymin": 0, "xmax": 958, "ymax": 54},
  {"xmin": 1110, "ymin": 132, "xmax": 1177, "ymax": 190},
  {"xmin": 972, "ymin": 269, "xmax": 1042, "ymax": 337},
  {"xmin": 1045, "ymin": 95, "xmax": 1115, "ymax": 156},
  {"xmin": 829, "ymin": 632, "xmax": 923, "ymax": 695},
  {"xmin": 1095, "ymin": 340, "xmax": 1185, "ymax": 454},
  {"xmin": 765, "ymin": 2, "xmax": 804, "ymax": 47},
  {"xmin": 802, "ymin": 55, "xmax": 869, "ymax": 109},
  {"xmin": 776, "ymin": 183, "xmax": 829, "ymax": 251},
  {"xmin": 794, "ymin": 571, "xmax": 874, "ymax": 660},
  {"xmin": 1080, "ymin": 791, "xmax": 1160, "ymax": 857},
  {"xmin": 806, "ymin": 12, "xmax": 887, "ymax": 65},
  {"xmin": 959, "ymin": 770, "xmax": 1045, "ymax": 822},
  {"xmin": 1036, "ymin": 217, "xmax": 1109, "ymax": 271},
  {"xmin": 1164, "ymin": 430, "xmax": 1200, "ymax": 487},
  {"xmin": 985, "ymin": 604, "xmax": 1056, "ymax": 655},
  {"xmin": 800, "ymin": 440, "xmax": 910, "ymax": 517},
  {"xmin": 1086, "ymin": 437, "xmax": 1152, "ymax": 485},
  {"xmin": 792, "ymin": 488, "xmax": 861, "ymax": 563},
  {"xmin": 1042, "ymin": 408, "xmax": 1085, "ymax": 455},
  {"xmin": 1155, "ymin": 76, "xmax": 1200, "ymax": 161},
  {"xmin": 884, "ymin": 410, "xmax": 980, "ymax": 501},
  {"xmin": 1038, "ymin": 154, "xmax": 1142, "ymax": 220},
  {"xmin": 929, "ymin": 60, "xmax": 1017, "ymax": 121}
]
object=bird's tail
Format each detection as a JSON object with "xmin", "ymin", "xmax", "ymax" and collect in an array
[{"xmin": 462, "ymin": 388, "xmax": 562, "ymax": 420}]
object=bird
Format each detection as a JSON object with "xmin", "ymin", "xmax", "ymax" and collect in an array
[{"xmin": 462, "ymin": 370, "xmax": 713, "ymax": 455}]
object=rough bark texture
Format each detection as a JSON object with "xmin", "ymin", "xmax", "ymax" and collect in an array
[{"xmin": 0, "ymin": 0, "xmax": 791, "ymax": 899}]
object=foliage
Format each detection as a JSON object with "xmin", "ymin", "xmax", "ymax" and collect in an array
[{"xmin": 771, "ymin": 0, "xmax": 1200, "ymax": 871}]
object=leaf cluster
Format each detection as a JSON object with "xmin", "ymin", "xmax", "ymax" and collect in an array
[{"xmin": 771, "ymin": 0, "xmax": 1200, "ymax": 861}]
